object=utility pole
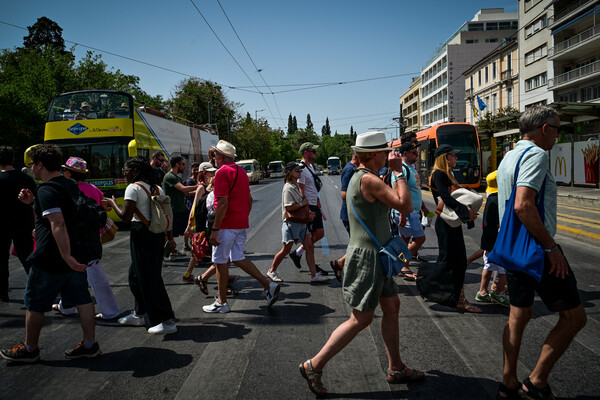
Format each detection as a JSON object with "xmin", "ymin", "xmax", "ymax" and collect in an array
[
  {"xmin": 208, "ymin": 102, "xmax": 212, "ymax": 124},
  {"xmin": 392, "ymin": 103, "xmax": 404, "ymax": 141}
]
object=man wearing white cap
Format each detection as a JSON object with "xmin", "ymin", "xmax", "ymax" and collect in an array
[{"xmin": 203, "ymin": 140, "xmax": 280, "ymax": 313}]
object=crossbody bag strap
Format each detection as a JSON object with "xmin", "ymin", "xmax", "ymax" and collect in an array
[
  {"xmin": 347, "ymin": 175, "xmax": 383, "ymax": 250},
  {"xmin": 133, "ymin": 182, "xmax": 154, "ymax": 226},
  {"xmin": 512, "ymin": 146, "xmax": 546, "ymax": 209},
  {"xmin": 229, "ymin": 165, "xmax": 239, "ymax": 195}
]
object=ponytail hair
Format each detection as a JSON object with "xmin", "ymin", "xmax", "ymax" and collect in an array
[{"xmin": 125, "ymin": 157, "xmax": 156, "ymax": 194}]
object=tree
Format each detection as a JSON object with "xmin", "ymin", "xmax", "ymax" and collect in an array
[
  {"xmin": 168, "ymin": 78, "xmax": 238, "ymax": 138},
  {"xmin": 292, "ymin": 116, "xmax": 298, "ymax": 133},
  {"xmin": 306, "ymin": 114, "xmax": 314, "ymax": 131},
  {"xmin": 287, "ymin": 113, "xmax": 296, "ymax": 136},
  {"xmin": 23, "ymin": 17, "xmax": 67, "ymax": 54},
  {"xmin": 321, "ymin": 117, "xmax": 331, "ymax": 136}
]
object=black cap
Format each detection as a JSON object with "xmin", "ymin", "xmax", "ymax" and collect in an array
[
  {"xmin": 434, "ymin": 144, "xmax": 461, "ymax": 158},
  {"xmin": 397, "ymin": 141, "xmax": 421, "ymax": 154},
  {"xmin": 284, "ymin": 161, "xmax": 305, "ymax": 174}
]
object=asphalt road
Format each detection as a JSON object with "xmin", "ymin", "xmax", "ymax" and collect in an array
[{"xmin": 1, "ymin": 175, "xmax": 599, "ymax": 399}]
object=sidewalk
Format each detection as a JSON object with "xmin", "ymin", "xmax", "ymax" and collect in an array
[{"xmin": 557, "ymin": 185, "xmax": 600, "ymax": 207}]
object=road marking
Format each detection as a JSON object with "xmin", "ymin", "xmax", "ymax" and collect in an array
[
  {"xmin": 248, "ymin": 203, "xmax": 281, "ymax": 239},
  {"xmin": 557, "ymin": 214, "xmax": 600, "ymax": 228},
  {"xmin": 557, "ymin": 225, "xmax": 600, "ymax": 241},
  {"xmin": 559, "ymin": 204, "xmax": 600, "ymax": 214}
]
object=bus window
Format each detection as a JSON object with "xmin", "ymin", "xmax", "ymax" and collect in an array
[
  {"xmin": 58, "ymin": 141, "xmax": 129, "ymax": 180},
  {"xmin": 48, "ymin": 91, "xmax": 133, "ymax": 122}
]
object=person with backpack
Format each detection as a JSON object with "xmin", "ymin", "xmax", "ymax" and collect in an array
[
  {"xmin": 51, "ymin": 157, "xmax": 120, "ymax": 320},
  {"xmin": 1, "ymin": 145, "xmax": 101, "ymax": 363},
  {"xmin": 106, "ymin": 157, "xmax": 177, "ymax": 335}
]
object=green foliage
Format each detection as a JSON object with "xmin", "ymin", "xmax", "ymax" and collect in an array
[
  {"xmin": 232, "ymin": 120, "xmax": 273, "ymax": 164},
  {"xmin": 23, "ymin": 17, "xmax": 67, "ymax": 53},
  {"xmin": 306, "ymin": 114, "xmax": 313, "ymax": 131},
  {"xmin": 168, "ymin": 78, "xmax": 238, "ymax": 138}
]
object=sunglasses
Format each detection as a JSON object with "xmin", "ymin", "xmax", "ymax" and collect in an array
[{"xmin": 294, "ymin": 168, "xmax": 302, "ymax": 172}]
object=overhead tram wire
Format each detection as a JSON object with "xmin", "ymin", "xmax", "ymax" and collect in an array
[
  {"xmin": 216, "ymin": 0, "xmax": 283, "ymax": 129},
  {"xmin": 0, "ymin": 20, "xmax": 260, "ymax": 95},
  {"xmin": 188, "ymin": 0, "xmax": 270, "ymax": 119}
]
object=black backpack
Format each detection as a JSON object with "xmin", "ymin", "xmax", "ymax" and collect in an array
[
  {"xmin": 40, "ymin": 180, "xmax": 107, "ymax": 264},
  {"xmin": 383, "ymin": 163, "xmax": 411, "ymax": 187}
]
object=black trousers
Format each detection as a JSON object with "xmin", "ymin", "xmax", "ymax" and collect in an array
[
  {"xmin": 417, "ymin": 217, "xmax": 467, "ymax": 308},
  {"xmin": 128, "ymin": 222, "xmax": 174, "ymax": 326},
  {"xmin": 1, "ymin": 221, "xmax": 34, "ymax": 296}
]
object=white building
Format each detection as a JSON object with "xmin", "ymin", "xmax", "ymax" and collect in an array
[
  {"xmin": 420, "ymin": 8, "xmax": 518, "ymax": 127},
  {"xmin": 518, "ymin": 0, "xmax": 554, "ymax": 109}
]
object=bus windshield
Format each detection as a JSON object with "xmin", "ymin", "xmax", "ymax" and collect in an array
[
  {"xmin": 57, "ymin": 140, "xmax": 129, "ymax": 182},
  {"xmin": 268, "ymin": 161, "xmax": 282, "ymax": 173},
  {"xmin": 48, "ymin": 91, "xmax": 133, "ymax": 122},
  {"xmin": 437, "ymin": 129, "xmax": 480, "ymax": 169}
]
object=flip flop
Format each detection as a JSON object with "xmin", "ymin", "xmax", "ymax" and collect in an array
[
  {"xmin": 387, "ymin": 366, "xmax": 426, "ymax": 383},
  {"xmin": 329, "ymin": 260, "xmax": 342, "ymax": 282},
  {"xmin": 400, "ymin": 268, "xmax": 417, "ymax": 281}
]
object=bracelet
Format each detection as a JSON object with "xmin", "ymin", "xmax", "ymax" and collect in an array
[{"xmin": 544, "ymin": 244, "xmax": 558, "ymax": 253}]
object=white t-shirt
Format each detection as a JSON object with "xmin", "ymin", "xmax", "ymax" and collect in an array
[
  {"xmin": 124, "ymin": 181, "xmax": 165, "ymax": 223},
  {"xmin": 298, "ymin": 162, "xmax": 318, "ymax": 206}
]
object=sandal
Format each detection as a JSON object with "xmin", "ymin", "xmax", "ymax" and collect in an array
[
  {"xmin": 387, "ymin": 366, "xmax": 425, "ymax": 383},
  {"xmin": 497, "ymin": 382, "xmax": 521, "ymax": 400},
  {"xmin": 226, "ymin": 286, "xmax": 239, "ymax": 296},
  {"xmin": 194, "ymin": 277, "xmax": 209, "ymax": 295},
  {"xmin": 456, "ymin": 300, "xmax": 483, "ymax": 314},
  {"xmin": 299, "ymin": 359, "xmax": 327, "ymax": 397},
  {"xmin": 400, "ymin": 268, "xmax": 417, "ymax": 282},
  {"xmin": 329, "ymin": 260, "xmax": 342, "ymax": 282},
  {"xmin": 519, "ymin": 377, "xmax": 555, "ymax": 400}
]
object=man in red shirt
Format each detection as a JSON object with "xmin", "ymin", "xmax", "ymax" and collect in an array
[{"xmin": 203, "ymin": 140, "xmax": 280, "ymax": 313}]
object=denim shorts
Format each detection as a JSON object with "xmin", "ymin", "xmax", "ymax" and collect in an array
[
  {"xmin": 25, "ymin": 265, "xmax": 92, "ymax": 313},
  {"xmin": 282, "ymin": 221, "xmax": 307, "ymax": 244},
  {"xmin": 398, "ymin": 211, "xmax": 425, "ymax": 238}
]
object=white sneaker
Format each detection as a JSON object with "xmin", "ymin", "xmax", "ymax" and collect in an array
[
  {"xmin": 264, "ymin": 282, "xmax": 280, "ymax": 308},
  {"xmin": 266, "ymin": 270, "xmax": 283, "ymax": 282},
  {"xmin": 118, "ymin": 311, "xmax": 145, "ymax": 326},
  {"xmin": 311, "ymin": 274, "xmax": 330, "ymax": 283},
  {"xmin": 203, "ymin": 299, "xmax": 230, "ymax": 313},
  {"xmin": 148, "ymin": 319, "xmax": 177, "ymax": 334}
]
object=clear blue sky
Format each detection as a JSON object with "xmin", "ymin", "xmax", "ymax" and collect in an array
[{"xmin": 1, "ymin": 0, "xmax": 517, "ymax": 141}]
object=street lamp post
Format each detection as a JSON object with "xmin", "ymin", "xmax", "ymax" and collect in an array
[{"xmin": 255, "ymin": 109, "xmax": 265, "ymax": 121}]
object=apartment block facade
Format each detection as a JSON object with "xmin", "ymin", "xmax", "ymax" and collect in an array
[
  {"xmin": 400, "ymin": 77, "xmax": 421, "ymax": 134},
  {"xmin": 420, "ymin": 8, "xmax": 517, "ymax": 127}
]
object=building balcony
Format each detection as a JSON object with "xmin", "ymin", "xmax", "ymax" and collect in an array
[
  {"xmin": 548, "ymin": 0, "xmax": 596, "ymax": 27},
  {"xmin": 465, "ymin": 88, "xmax": 473, "ymax": 98},
  {"xmin": 548, "ymin": 60, "xmax": 600, "ymax": 90},
  {"xmin": 403, "ymin": 95, "xmax": 419, "ymax": 108},
  {"xmin": 501, "ymin": 69, "xmax": 514, "ymax": 81},
  {"xmin": 549, "ymin": 25, "xmax": 600, "ymax": 60}
]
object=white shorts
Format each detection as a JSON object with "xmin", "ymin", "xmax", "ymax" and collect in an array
[
  {"xmin": 212, "ymin": 229, "xmax": 247, "ymax": 264},
  {"xmin": 483, "ymin": 250, "xmax": 505, "ymax": 274}
]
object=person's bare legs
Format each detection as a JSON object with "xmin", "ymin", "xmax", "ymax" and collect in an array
[
  {"xmin": 303, "ymin": 234, "xmax": 318, "ymax": 278},
  {"xmin": 233, "ymin": 258, "xmax": 269, "ymax": 290},
  {"xmin": 25, "ymin": 310, "xmax": 44, "ymax": 348},
  {"xmin": 215, "ymin": 262, "xmax": 229, "ymax": 305},
  {"xmin": 337, "ymin": 254, "xmax": 346, "ymax": 269},
  {"xmin": 75, "ymin": 302, "xmax": 96, "ymax": 343},
  {"xmin": 528, "ymin": 304, "xmax": 586, "ymax": 389},
  {"xmin": 408, "ymin": 236, "xmax": 425, "ymax": 258},
  {"xmin": 309, "ymin": 308, "xmax": 375, "ymax": 373},
  {"xmin": 502, "ymin": 305, "xmax": 532, "ymax": 390},
  {"xmin": 479, "ymin": 269, "xmax": 493, "ymax": 295},
  {"xmin": 379, "ymin": 296, "xmax": 404, "ymax": 371},
  {"xmin": 494, "ymin": 274, "xmax": 508, "ymax": 294},
  {"xmin": 185, "ymin": 257, "xmax": 197, "ymax": 276},
  {"xmin": 270, "ymin": 242, "xmax": 294, "ymax": 273},
  {"xmin": 199, "ymin": 263, "xmax": 217, "ymax": 282}
]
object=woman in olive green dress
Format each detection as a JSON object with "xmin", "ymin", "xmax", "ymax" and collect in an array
[{"xmin": 299, "ymin": 131, "xmax": 425, "ymax": 397}]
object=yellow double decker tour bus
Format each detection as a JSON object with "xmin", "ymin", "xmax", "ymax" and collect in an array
[{"xmin": 40, "ymin": 89, "xmax": 219, "ymax": 219}]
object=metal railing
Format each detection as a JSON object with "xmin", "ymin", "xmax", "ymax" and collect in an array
[
  {"xmin": 501, "ymin": 69, "xmax": 513, "ymax": 81},
  {"xmin": 465, "ymin": 88, "xmax": 473, "ymax": 98},
  {"xmin": 548, "ymin": 60, "xmax": 600, "ymax": 88},
  {"xmin": 549, "ymin": 25, "xmax": 600, "ymax": 57},
  {"xmin": 549, "ymin": 0, "xmax": 595, "ymax": 25}
]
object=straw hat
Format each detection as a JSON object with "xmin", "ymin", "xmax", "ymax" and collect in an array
[
  {"xmin": 214, "ymin": 140, "xmax": 237, "ymax": 158},
  {"xmin": 352, "ymin": 131, "xmax": 393, "ymax": 152}
]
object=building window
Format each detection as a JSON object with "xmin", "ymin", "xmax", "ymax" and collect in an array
[
  {"xmin": 558, "ymin": 91, "xmax": 578, "ymax": 102},
  {"xmin": 486, "ymin": 22, "xmax": 498, "ymax": 31},
  {"xmin": 507, "ymin": 54, "xmax": 512, "ymax": 71},
  {"xmin": 492, "ymin": 62, "xmax": 497, "ymax": 80},
  {"xmin": 581, "ymin": 84, "xmax": 600, "ymax": 101},
  {"xmin": 485, "ymin": 66, "xmax": 489, "ymax": 84},
  {"xmin": 525, "ymin": 14, "xmax": 547, "ymax": 37},
  {"xmin": 466, "ymin": 39, "xmax": 479, "ymax": 44},
  {"xmin": 469, "ymin": 23, "xmax": 484, "ymax": 31},
  {"xmin": 478, "ymin": 70, "xmax": 482, "ymax": 87},
  {"xmin": 492, "ymin": 93, "xmax": 497, "ymax": 114},
  {"xmin": 525, "ymin": 72, "xmax": 547, "ymax": 91},
  {"xmin": 525, "ymin": 44, "xmax": 547, "ymax": 65},
  {"xmin": 499, "ymin": 21, "xmax": 517, "ymax": 30},
  {"xmin": 507, "ymin": 87, "xmax": 513, "ymax": 107},
  {"xmin": 485, "ymin": 38, "xmax": 499, "ymax": 43},
  {"xmin": 470, "ymin": 76, "xmax": 474, "ymax": 90}
]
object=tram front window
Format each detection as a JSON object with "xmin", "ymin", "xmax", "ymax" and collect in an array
[{"xmin": 437, "ymin": 130, "xmax": 480, "ymax": 169}]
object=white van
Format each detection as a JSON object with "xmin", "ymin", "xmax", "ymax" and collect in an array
[{"xmin": 236, "ymin": 159, "xmax": 261, "ymax": 184}]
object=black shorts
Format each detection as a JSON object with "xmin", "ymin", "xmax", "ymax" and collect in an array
[
  {"xmin": 506, "ymin": 245, "xmax": 581, "ymax": 312},
  {"xmin": 307, "ymin": 205, "xmax": 324, "ymax": 233},
  {"xmin": 172, "ymin": 211, "xmax": 188, "ymax": 237}
]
